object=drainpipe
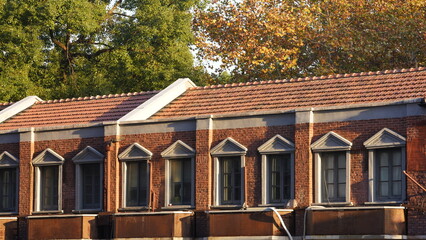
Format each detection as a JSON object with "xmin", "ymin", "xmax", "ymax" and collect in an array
[
  {"xmin": 404, "ymin": 170, "xmax": 426, "ymax": 192},
  {"xmin": 243, "ymin": 163, "xmax": 248, "ymax": 209},
  {"xmin": 148, "ymin": 159, "xmax": 154, "ymax": 212},
  {"xmin": 303, "ymin": 206, "xmax": 326, "ymax": 240},
  {"xmin": 105, "ymin": 141, "xmax": 113, "ymax": 212},
  {"xmin": 265, "ymin": 207, "xmax": 293, "ymax": 240}
]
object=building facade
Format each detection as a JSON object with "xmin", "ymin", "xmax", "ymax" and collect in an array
[{"xmin": 0, "ymin": 68, "xmax": 424, "ymax": 239}]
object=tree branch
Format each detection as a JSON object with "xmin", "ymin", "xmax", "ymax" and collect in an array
[
  {"xmin": 107, "ymin": 0, "xmax": 123, "ymax": 16},
  {"xmin": 113, "ymin": 12, "xmax": 136, "ymax": 19},
  {"xmin": 49, "ymin": 30, "xmax": 67, "ymax": 51},
  {"xmin": 73, "ymin": 48, "xmax": 115, "ymax": 60}
]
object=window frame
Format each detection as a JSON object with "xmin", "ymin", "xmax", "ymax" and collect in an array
[
  {"xmin": 32, "ymin": 148, "xmax": 64, "ymax": 213},
  {"xmin": 118, "ymin": 143, "xmax": 152, "ymax": 209},
  {"xmin": 161, "ymin": 140, "xmax": 195, "ymax": 209},
  {"xmin": 211, "ymin": 137, "xmax": 247, "ymax": 208},
  {"xmin": 72, "ymin": 146, "xmax": 104, "ymax": 212},
  {"xmin": 258, "ymin": 135, "xmax": 295, "ymax": 206},
  {"xmin": 364, "ymin": 128, "xmax": 406, "ymax": 203},
  {"xmin": 0, "ymin": 152, "xmax": 19, "ymax": 214},
  {"xmin": 311, "ymin": 132, "xmax": 352, "ymax": 205}
]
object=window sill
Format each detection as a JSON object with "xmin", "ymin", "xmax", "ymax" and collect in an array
[
  {"xmin": 32, "ymin": 210, "xmax": 64, "ymax": 215},
  {"xmin": 0, "ymin": 212, "xmax": 17, "ymax": 216},
  {"xmin": 210, "ymin": 205, "xmax": 242, "ymax": 210},
  {"xmin": 312, "ymin": 202, "xmax": 353, "ymax": 207},
  {"xmin": 118, "ymin": 207, "xmax": 150, "ymax": 212},
  {"xmin": 161, "ymin": 205, "xmax": 194, "ymax": 210},
  {"xmin": 258, "ymin": 203, "xmax": 288, "ymax": 208},
  {"xmin": 72, "ymin": 209, "xmax": 102, "ymax": 214},
  {"xmin": 364, "ymin": 201, "xmax": 403, "ymax": 206}
]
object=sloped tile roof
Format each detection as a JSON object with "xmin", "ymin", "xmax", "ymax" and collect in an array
[
  {"xmin": 0, "ymin": 91, "xmax": 158, "ymax": 130},
  {"xmin": 152, "ymin": 68, "xmax": 426, "ymax": 119}
]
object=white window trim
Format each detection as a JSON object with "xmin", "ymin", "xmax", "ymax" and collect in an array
[
  {"xmin": 211, "ymin": 137, "xmax": 247, "ymax": 207},
  {"xmin": 161, "ymin": 140, "xmax": 195, "ymax": 208},
  {"xmin": 258, "ymin": 135, "xmax": 295, "ymax": 206},
  {"xmin": 0, "ymin": 152, "xmax": 19, "ymax": 213},
  {"xmin": 311, "ymin": 132, "xmax": 352, "ymax": 204},
  {"xmin": 72, "ymin": 146, "xmax": 104, "ymax": 212},
  {"xmin": 364, "ymin": 128, "xmax": 406, "ymax": 203},
  {"xmin": 32, "ymin": 148, "xmax": 64, "ymax": 213},
  {"xmin": 118, "ymin": 143, "xmax": 152, "ymax": 209}
]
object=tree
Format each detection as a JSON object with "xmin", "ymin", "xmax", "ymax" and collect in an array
[
  {"xmin": 0, "ymin": 0, "xmax": 208, "ymax": 101},
  {"xmin": 194, "ymin": 0, "xmax": 426, "ymax": 82},
  {"xmin": 302, "ymin": 0, "xmax": 426, "ymax": 76},
  {"xmin": 194, "ymin": 0, "xmax": 314, "ymax": 81}
]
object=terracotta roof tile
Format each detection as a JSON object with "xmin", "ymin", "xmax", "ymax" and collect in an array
[
  {"xmin": 152, "ymin": 67, "xmax": 426, "ymax": 119},
  {"xmin": 0, "ymin": 91, "xmax": 158, "ymax": 130}
]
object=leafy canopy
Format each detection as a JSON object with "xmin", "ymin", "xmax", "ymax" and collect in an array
[
  {"xmin": 194, "ymin": 0, "xmax": 426, "ymax": 82},
  {"xmin": 0, "ymin": 0, "xmax": 208, "ymax": 102}
]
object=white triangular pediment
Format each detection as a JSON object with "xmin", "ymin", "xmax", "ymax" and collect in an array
[
  {"xmin": 119, "ymin": 143, "xmax": 152, "ymax": 161},
  {"xmin": 311, "ymin": 132, "xmax": 352, "ymax": 151},
  {"xmin": 33, "ymin": 148, "xmax": 64, "ymax": 166},
  {"xmin": 211, "ymin": 137, "xmax": 247, "ymax": 156},
  {"xmin": 0, "ymin": 151, "xmax": 19, "ymax": 167},
  {"xmin": 258, "ymin": 135, "xmax": 294, "ymax": 154},
  {"xmin": 364, "ymin": 128, "xmax": 406, "ymax": 149},
  {"xmin": 72, "ymin": 146, "xmax": 104, "ymax": 163},
  {"xmin": 161, "ymin": 140, "xmax": 195, "ymax": 158}
]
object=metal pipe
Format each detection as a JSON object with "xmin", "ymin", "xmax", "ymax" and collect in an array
[
  {"xmin": 403, "ymin": 170, "xmax": 426, "ymax": 192},
  {"xmin": 266, "ymin": 207, "xmax": 293, "ymax": 240}
]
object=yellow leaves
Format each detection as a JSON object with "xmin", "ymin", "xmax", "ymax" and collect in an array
[{"xmin": 193, "ymin": 0, "xmax": 313, "ymax": 80}]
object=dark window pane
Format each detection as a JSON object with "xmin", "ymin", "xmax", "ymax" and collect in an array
[
  {"xmin": 0, "ymin": 168, "xmax": 16, "ymax": 212},
  {"xmin": 321, "ymin": 152, "xmax": 346, "ymax": 202},
  {"xmin": 81, "ymin": 164, "xmax": 101, "ymax": 209},
  {"xmin": 220, "ymin": 156, "xmax": 241, "ymax": 205},
  {"xmin": 375, "ymin": 148, "xmax": 403, "ymax": 201},
  {"xmin": 126, "ymin": 161, "xmax": 148, "ymax": 207},
  {"xmin": 40, "ymin": 166, "xmax": 58, "ymax": 211},
  {"xmin": 268, "ymin": 154, "xmax": 291, "ymax": 203},
  {"xmin": 170, "ymin": 158, "xmax": 192, "ymax": 205}
]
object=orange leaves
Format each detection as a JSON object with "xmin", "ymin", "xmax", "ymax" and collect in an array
[
  {"xmin": 194, "ymin": 0, "xmax": 314, "ymax": 81},
  {"xmin": 194, "ymin": 0, "xmax": 426, "ymax": 81}
]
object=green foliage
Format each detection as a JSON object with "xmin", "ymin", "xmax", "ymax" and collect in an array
[{"xmin": 0, "ymin": 0, "xmax": 206, "ymax": 102}]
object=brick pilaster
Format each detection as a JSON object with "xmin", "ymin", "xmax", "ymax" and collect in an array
[
  {"xmin": 195, "ymin": 116, "xmax": 213, "ymax": 237},
  {"xmin": 294, "ymin": 110, "xmax": 314, "ymax": 236},
  {"xmin": 18, "ymin": 128, "xmax": 35, "ymax": 239}
]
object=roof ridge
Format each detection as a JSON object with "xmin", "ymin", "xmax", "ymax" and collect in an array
[
  {"xmin": 36, "ymin": 90, "xmax": 159, "ymax": 104},
  {"xmin": 191, "ymin": 67, "xmax": 426, "ymax": 90}
]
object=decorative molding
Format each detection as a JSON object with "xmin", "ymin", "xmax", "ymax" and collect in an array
[
  {"xmin": 119, "ymin": 78, "xmax": 196, "ymax": 122},
  {"xmin": 211, "ymin": 137, "xmax": 247, "ymax": 156},
  {"xmin": 72, "ymin": 146, "xmax": 104, "ymax": 164},
  {"xmin": 32, "ymin": 148, "xmax": 64, "ymax": 166},
  {"xmin": 258, "ymin": 135, "xmax": 295, "ymax": 154},
  {"xmin": 364, "ymin": 128, "xmax": 406, "ymax": 149},
  {"xmin": 161, "ymin": 140, "xmax": 195, "ymax": 159},
  {"xmin": 119, "ymin": 143, "xmax": 153, "ymax": 161},
  {"xmin": 311, "ymin": 132, "xmax": 352, "ymax": 152},
  {"xmin": 0, "ymin": 151, "xmax": 19, "ymax": 167}
]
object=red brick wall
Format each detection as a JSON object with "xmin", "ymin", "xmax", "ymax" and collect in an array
[
  {"xmin": 32, "ymin": 137, "xmax": 105, "ymax": 213},
  {"xmin": 406, "ymin": 116, "xmax": 426, "ymax": 235},
  {"xmin": 312, "ymin": 118, "xmax": 407, "ymax": 205},
  {"xmin": 117, "ymin": 131, "xmax": 196, "ymax": 210},
  {"xmin": 211, "ymin": 125, "xmax": 295, "ymax": 207},
  {"xmin": 8, "ymin": 114, "xmax": 426, "ymax": 237}
]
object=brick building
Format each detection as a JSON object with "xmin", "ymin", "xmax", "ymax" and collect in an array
[{"xmin": 0, "ymin": 68, "xmax": 424, "ymax": 239}]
